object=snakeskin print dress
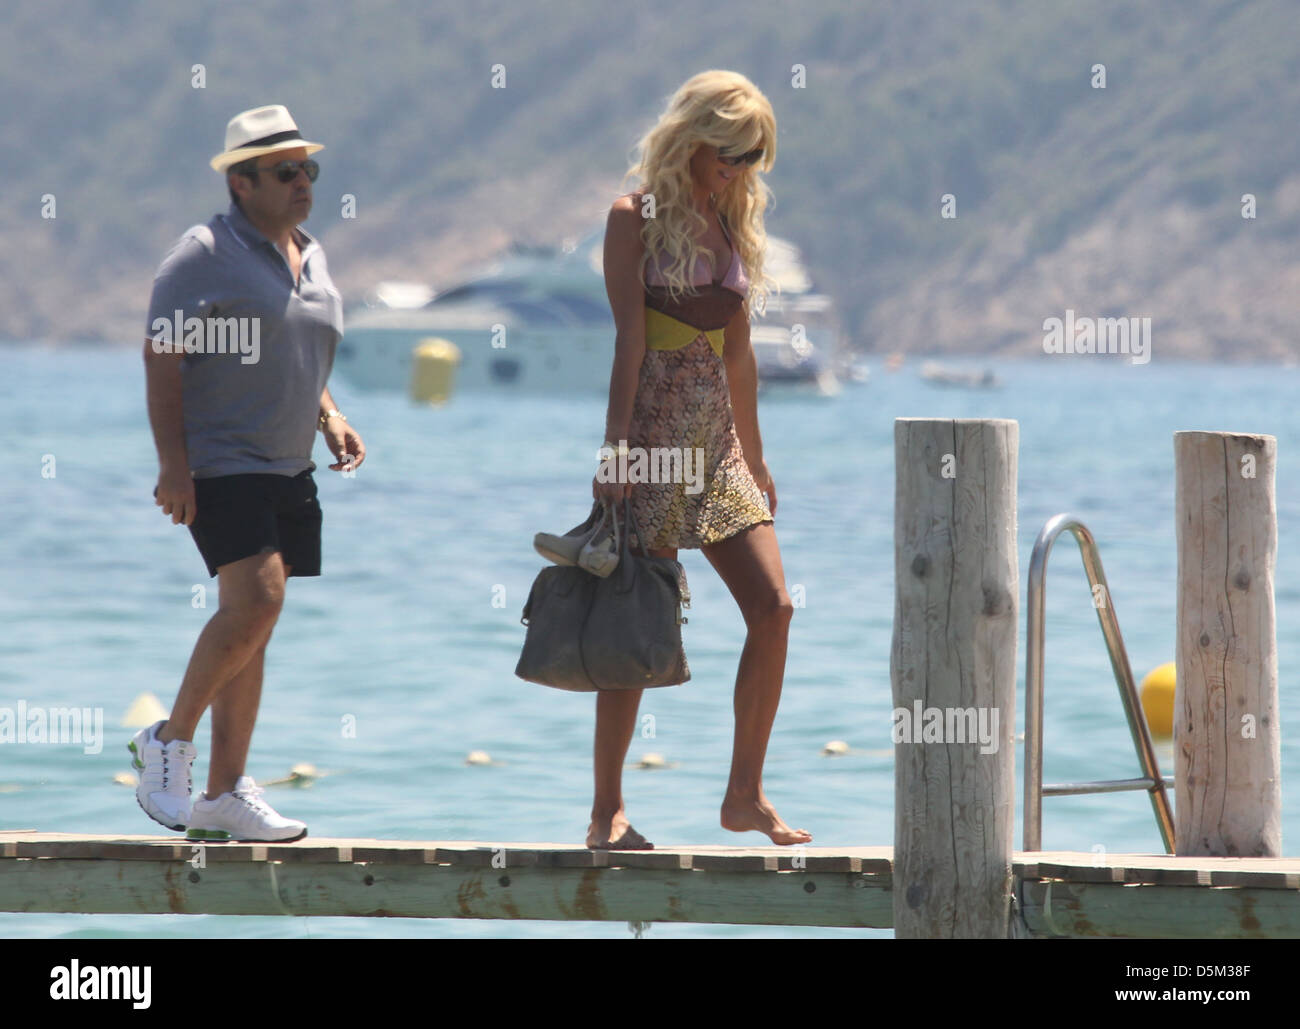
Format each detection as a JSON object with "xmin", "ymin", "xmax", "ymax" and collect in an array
[{"xmin": 626, "ymin": 215, "xmax": 773, "ymax": 551}]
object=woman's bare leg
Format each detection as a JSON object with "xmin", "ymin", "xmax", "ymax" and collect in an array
[
  {"xmin": 702, "ymin": 522, "xmax": 811, "ymax": 845},
  {"xmin": 587, "ymin": 689, "xmax": 652, "ymax": 848},
  {"xmin": 586, "ymin": 543, "xmax": 677, "ymax": 849}
]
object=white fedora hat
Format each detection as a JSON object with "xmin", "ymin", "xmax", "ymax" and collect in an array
[{"xmin": 210, "ymin": 104, "xmax": 324, "ymax": 172}]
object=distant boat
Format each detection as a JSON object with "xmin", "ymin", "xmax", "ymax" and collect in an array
[
  {"xmin": 752, "ymin": 285, "xmax": 841, "ymax": 395},
  {"xmin": 336, "ymin": 229, "xmax": 840, "ymax": 396},
  {"xmin": 832, "ymin": 350, "xmax": 871, "ymax": 384},
  {"xmin": 918, "ymin": 360, "xmax": 1001, "ymax": 389}
]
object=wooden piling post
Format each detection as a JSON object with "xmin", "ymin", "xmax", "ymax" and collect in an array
[
  {"xmin": 1174, "ymin": 431, "xmax": 1280, "ymax": 857},
  {"xmin": 891, "ymin": 418, "xmax": 1018, "ymax": 938}
]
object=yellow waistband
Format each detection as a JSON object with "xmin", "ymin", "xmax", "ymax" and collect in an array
[{"xmin": 644, "ymin": 306, "xmax": 725, "ymax": 358}]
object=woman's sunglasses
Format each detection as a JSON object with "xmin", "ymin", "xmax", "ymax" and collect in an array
[
  {"xmin": 718, "ymin": 147, "xmax": 763, "ymax": 167},
  {"xmin": 256, "ymin": 159, "xmax": 320, "ymax": 184}
]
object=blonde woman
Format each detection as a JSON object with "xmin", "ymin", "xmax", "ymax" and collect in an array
[{"xmin": 589, "ymin": 70, "xmax": 811, "ymax": 849}]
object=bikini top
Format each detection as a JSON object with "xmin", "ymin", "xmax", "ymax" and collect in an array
[{"xmin": 640, "ymin": 206, "xmax": 749, "ymax": 357}]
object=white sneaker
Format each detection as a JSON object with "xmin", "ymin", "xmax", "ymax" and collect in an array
[
  {"xmin": 186, "ymin": 776, "xmax": 307, "ymax": 842},
  {"xmin": 128, "ymin": 719, "xmax": 196, "ymax": 832}
]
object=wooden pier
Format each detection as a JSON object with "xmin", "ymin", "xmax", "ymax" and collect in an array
[
  {"xmin": 3, "ymin": 833, "xmax": 1299, "ymax": 937},
  {"xmin": 4, "ymin": 420, "xmax": 1293, "ymax": 938}
]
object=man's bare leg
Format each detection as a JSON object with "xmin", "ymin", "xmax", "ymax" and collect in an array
[
  {"xmin": 206, "ymin": 561, "xmax": 290, "ymax": 797},
  {"xmin": 157, "ymin": 552, "xmax": 287, "ymax": 769},
  {"xmin": 205, "ymin": 641, "xmax": 265, "ymax": 798}
]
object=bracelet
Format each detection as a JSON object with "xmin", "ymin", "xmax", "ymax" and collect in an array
[
  {"xmin": 319, "ymin": 409, "xmax": 346, "ymax": 429},
  {"xmin": 599, "ymin": 439, "xmax": 629, "ymax": 461}
]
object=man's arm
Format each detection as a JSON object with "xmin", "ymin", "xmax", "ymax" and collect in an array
[
  {"xmin": 319, "ymin": 386, "xmax": 340, "ymax": 425},
  {"xmin": 319, "ymin": 386, "xmax": 366, "ymax": 471},
  {"xmin": 143, "ymin": 338, "xmax": 196, "ymax": 525}
]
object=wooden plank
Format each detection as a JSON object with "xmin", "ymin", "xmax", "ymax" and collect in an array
[
  {"xmin": 1022, "ymin": 850, "xmax": 1300, "ymax": 869},
  {"xmin": 271, "ymin": 845, "xmax": 352, "ymax": 864},
  {"xmin": 1029, "ymin": 861, "xmax": 1126, "ymax": 884},
  {"xmin": 189, "ymin": 845, "xmax": 270, "ymax": 863},
  {"xmin": 0, "ymin": 835, "xmax": 897, "ymax": 868},
  {"xmin": 6, "ymin": 834, "xmax": 1300, "ymax": 932},
  {"xmin": 691, "ymin": 853, "xmax": 777, "ymax": 872},
  {"xmin": 567, "ymin": 850, "xmax": 687, "ymax": 870},
  {"xmin": 9, "ymin": 839, "xmax": 189, "ymax": 861},
  {"xmin": 1209, "ymin": 868, "xmax": 1300, "ymax": 889},
  {"xmin": 3, "ymin": 836, "xmax": 1298, "ymax": 878},
  {"xmin": 1020, "ymin": 880, "xmax": 1300, "ymax": 939},
  {"xmin": 348, "ymin": 845, "xmax": 439, "ymax": 865},
  {"xmin": 549, "ymin": 849, "xmax": 606, "ymax": 869},
  {"xmin": 432, "ymin": 845, "xmax": 535, "ymax": 868},
  {"xmin": 0, "ymin": 857, "xmax": 893, "ymax": 928},
  {"xmin": 1038, "ymin": 862, "xmax": 1211, "ymax": 886},
  {"xmin": 1017, "ymin": 852, "xmax": 1300, "ymax": 889}
]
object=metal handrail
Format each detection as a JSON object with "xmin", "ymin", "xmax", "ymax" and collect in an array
[{"xmin": 1024, "ymin": 513, "xmax": 1176, "ymax": 854}]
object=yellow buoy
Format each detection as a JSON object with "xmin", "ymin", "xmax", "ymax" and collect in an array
[
  {"xmin": 465, "ymin": 750, "xmax": 493, "ymax": 766},
  {"xmin": 121, "ymin": 692, "xmax": 169, "ymax": 729},
  {"xmin": 821, "ymin": 740, "xmax": 850, "ymax": 756},
  {"xmin": 263, "ymin": 762, "xmax": 322, "ymax": 788},
  {"xmin": 1140, "ymin": 662, "xmax": 1176, "ymax": 738},
  {"xmin": 410, "ymin": 338, "xmax": 461, "ymax": 405}
]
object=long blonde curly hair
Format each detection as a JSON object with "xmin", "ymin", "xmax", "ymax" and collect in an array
[{"xmin": 625, "ymin": 70, "xmax": 777, "ymax": 316}]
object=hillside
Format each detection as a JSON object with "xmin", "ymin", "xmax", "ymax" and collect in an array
[{"xmin": 1, "ymin": 0, "xmax": 1296, "ymax": 359}]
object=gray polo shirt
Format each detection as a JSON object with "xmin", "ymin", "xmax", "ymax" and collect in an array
[{"xmin": 146, "ymin": 203, "xmax": 343, "ymax": 479}]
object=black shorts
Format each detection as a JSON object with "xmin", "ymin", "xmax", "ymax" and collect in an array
[{"xmin": 187, "ymin": 470, "xmax": 322, "ymax": 578}]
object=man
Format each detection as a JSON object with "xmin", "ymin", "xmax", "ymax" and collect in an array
[{"xmin": 135, "ymin": 105, "xmax": 364, "ymax": 842}]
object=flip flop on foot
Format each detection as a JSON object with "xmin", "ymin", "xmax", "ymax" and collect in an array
[{"xmin": 586, "ymin": 818, "xmax": 654, "ymax": 850}]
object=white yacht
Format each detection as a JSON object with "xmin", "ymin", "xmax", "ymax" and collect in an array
[{"xmin": 335, "ymin": 228, "xmax": 840, "ymax": 395}]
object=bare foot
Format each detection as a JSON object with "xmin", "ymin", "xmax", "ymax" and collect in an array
[
  {"xmin": 586, "ymin": 811, "xmax": 654, "ymax": 850},
  {"xmin": 720, "ymin": 794, "xmax": 812, "ymax": 846}
]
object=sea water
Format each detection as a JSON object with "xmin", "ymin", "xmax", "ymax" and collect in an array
[{"xmin": 2, "ymin": 343, "xmax": 1298, "ymax": 938}]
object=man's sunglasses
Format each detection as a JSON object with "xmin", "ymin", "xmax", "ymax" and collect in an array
[
  {"xmin": 718, "ymin": 147, "xmax": 763, "ymax": 167},
  {"xmin": 253, "ymin": 159, "xmax": 320, "ymax": 184}
]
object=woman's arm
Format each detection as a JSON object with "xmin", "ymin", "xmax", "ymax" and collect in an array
[
  {"xmin": 595, "ymin": 196, "xmax": 648, "ymax": 500},
  {"xmin": 722, "ymin": 304, "xmax": 776, "ymax": 514}
]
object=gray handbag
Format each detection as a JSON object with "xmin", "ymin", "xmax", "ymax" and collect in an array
[{"xmin": 515, "ymin": 498, "xmax": 691, "ymax": 691}]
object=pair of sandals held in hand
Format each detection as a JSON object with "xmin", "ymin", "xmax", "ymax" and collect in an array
[{"xmin": 533, "ymin": 501, "xmax": 640, "ymax": 578}]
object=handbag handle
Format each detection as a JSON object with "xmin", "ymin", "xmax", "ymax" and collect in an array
[
  {"xmin": 621, "ymin": 496, "xmax": 649, "ymax": 551},
  {"xmin": 596, "ymin": 498, "xmax": 639, "ymax": 555},
  {"xmin": 603, "ymin": 499, "xmax": 620, "ymax": 555},
  {"xmin": 611, "ymin": 496, "xmax": 648, "ymax": 592}
]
